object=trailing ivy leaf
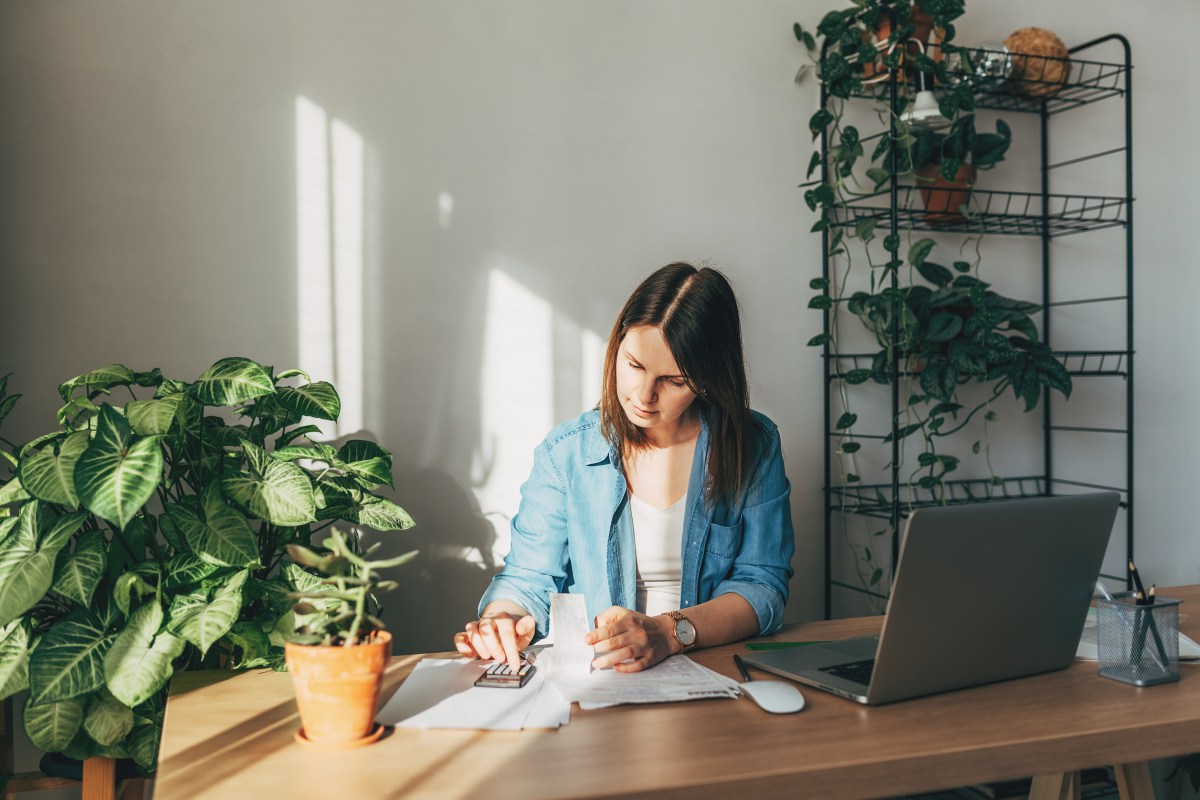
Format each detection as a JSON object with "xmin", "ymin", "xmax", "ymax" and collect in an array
[
  {"xmin": 870, "ymin": 568, "xmax": 884, "ymax": 586},
  {"xmin": 221, "ymin": 460, "xmax": 316, "ymax": 527},
  {"xmin": 0, "ymin": 621, "xmax": 31, "ymax": 701},
  {"xmin": 855, "ymin": 218, "xmax": 877, "ymax": 243},
  {"xmin": 276, "ymin": 383, "xmax": 341, "ymax": 422},
  {"xmin": 907, "ymin": 238, "xmax": 936, "ymax": 268},
  {"xmin": 29, "ymin": 607, "xmax": 115, "ymax": 704},
  {"xmin": 125, "ymin": 394, "xmax": 183, "ymax": 437},
  {"xmin": 17, "ymin": 431, "xmax": 89, "ymax": 509},
  {"xmin": 808, "ymin": 295, "xmax": 833, "ymax": 310},
  {"xmin": 74, "ymin": 405, "xmax": 164, "ymax": 532},
  {"xmin": 807, "ymin": 333, "xmax": 832, "ymax": 347},
  {"xmin": 105, "ymin": 601, "xmax": 184, "ymax": 708},
  {"xmin": 58, "ymin": 365, "xmax": 135, "ymax": 403},
  {"xmin": 953, "ymin": 260, "xmax": 972, "ymax": 273},
  {"xmin": 808, "ymin": 108, "xmax": 833, "ymax": 139},
  {"xmin": 165, "ymin": 485, "xmax": 259, "ymax": 569},
  {"xmin": 918, "ymin": 475, "xmax": 940, "ymax": 489},
  {"xmin": 24, "ymin": 696, "xmax": 85, "ymax": 753},
  {"xmin": 166, "ymin": 571, "xmax": 248, "ymax": 657},
  {"xmin": 51, "ymin": 529, "xmax": 108, "ymax": 607},
  {"xmin": 916, "ymin": 261, "xmax": 954, "ymax": 289},
  {"xmin": 806, "ymin": 150, "xmax": 822, "ymax": 179},
  {"xmin": 840, "ymin": 442, "xmax": 861, "ymax": 454},
  {"xmin": 925, "ymin": 312, "xmax": 964, "ymax": 343},
  {"xmin": 190, "ymin": 357, "xmax": 275, "ymax": 407},
  {"xmin": 84, "ymin": 688, "xmax": 134, "ymax": 747},
  {"xmin": 920, "ymin": 362, "xmax": 959, "ymax": 402},
  {"xmin": 918, "ymin": 451, "xmax": 938, "ymax": 467},
  {"xmin": 835, "ymin": 413, "xmax": 858, "ymax": 430},
  {"xmin": 844, "ymin": 368, "xmax": 872, "ymax": 385}
]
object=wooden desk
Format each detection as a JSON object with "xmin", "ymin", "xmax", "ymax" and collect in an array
[{"xmin": 153, "ymin": 586, "xmax": 1200, "ymax": 800}]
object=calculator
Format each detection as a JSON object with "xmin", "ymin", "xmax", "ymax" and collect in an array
[{"xmin": 474, "ymin": 661, "xmax": 536, "ymax": 689}]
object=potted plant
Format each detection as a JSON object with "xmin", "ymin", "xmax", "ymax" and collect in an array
[
  {"xmin": 903, "ymin": 114, "xmax": 1012, "ymax": 222},
  {"xmin": 285, "ymin": 528, "xmax": 414, "ymax": 747},
  {"xmin": 0, "ymin": 357, "xmax": 415, "ymax": 774}
]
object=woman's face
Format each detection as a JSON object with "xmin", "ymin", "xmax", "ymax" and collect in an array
[{"xmin": 615, "ymin": 325, "xmax": 698, "ymax": 438}]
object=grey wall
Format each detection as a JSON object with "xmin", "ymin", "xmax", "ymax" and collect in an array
[{"xmin": 2, "ymin": 0, "xmax": 1200, "ymax": 787}]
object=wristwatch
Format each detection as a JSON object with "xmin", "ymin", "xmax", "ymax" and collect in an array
[{"xmin": 664, "ymin": 610, "xmax": 697, "ymax": 653}]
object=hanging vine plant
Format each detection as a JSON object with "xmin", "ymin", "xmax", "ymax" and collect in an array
[{"xmin": 794, "ymin": 0, "xmax": 1073, "ymax": 601}]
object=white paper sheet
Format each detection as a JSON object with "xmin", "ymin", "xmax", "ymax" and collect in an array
[
  {"xmin": 547, "ymin": 593, "xmax": 594, "ymax": 675},
  {"xmin": 550, "ymin": 654, "xmax": 741, "ymax": 710},
  {"xmin": 375, "ymin": 657, "xmax": 571, "ymax": 730}
]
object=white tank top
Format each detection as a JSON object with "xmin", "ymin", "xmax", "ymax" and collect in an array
[{"xmin": 630, "ymin": 491, "xmax": 686, "ymax": 616}]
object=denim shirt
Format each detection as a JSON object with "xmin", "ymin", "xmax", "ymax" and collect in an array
[{"xmin": 479, "ymin": 408, "xmax": 796, "ymax": 639}]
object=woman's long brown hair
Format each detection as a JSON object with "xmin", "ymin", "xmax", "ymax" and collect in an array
[{"xmin": 599, "ymin": 263, "xmax": 753, "ymax": 506}]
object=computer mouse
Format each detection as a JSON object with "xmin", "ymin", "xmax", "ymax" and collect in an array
[{"xmin": 739, "ymin": 680, "xmax": 806, "ymax": 714}]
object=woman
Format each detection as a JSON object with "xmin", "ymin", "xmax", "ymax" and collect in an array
[{"xmin": 454, "ymin": 263, "xmax": 795, "ymax": 674}]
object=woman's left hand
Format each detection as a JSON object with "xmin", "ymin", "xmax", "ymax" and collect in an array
[{"xmin": 585, "ymin": 607, "xmax": 677, "ymax": 672}]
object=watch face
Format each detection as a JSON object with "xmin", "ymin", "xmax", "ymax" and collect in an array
[{"xmin": 675, "ymin": 617, "xmax": 697, "ymax": 646}]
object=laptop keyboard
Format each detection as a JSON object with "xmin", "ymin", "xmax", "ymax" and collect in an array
[{"xmin": 818, "ymin": 658, "xmax": 875, "ymax": 685}]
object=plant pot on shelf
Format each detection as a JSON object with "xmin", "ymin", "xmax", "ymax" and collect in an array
[
  {"xmin": 285, "ymin": 630, "xmax": 392, "ymax": 748},
  {"xmin": 862, "ymin": 4, "xmax": 944, "ymax": 84},
  {"xmin": 916, "ymin": 162, "xmax": 977, "ymax": 224}
]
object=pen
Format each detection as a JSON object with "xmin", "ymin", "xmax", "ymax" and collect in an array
[
  {"xmin": 1129, "ymin": 561, "xmax": 1148, "ymax": 605},
  {"xmin": 733, "ymin": 654, "xmax": 752, "ymax": 683}
]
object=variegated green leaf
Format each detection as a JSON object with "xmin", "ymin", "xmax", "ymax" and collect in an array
[
  {"xmin": 40, "ymin": 510, "xmax": 88, "ymax": 556},
  {"xmin": 338, "ymin": 440, "xmax": 394, "ymax": 488},
  {"xmin": 58, "ymin": 364, "xmax": 135, "ymax": 402},
  {"xmin": 226, "ymin": 620, "xmax": 273, "ymax": 668},
  {"xmin": 17, "ymin": 431, "xmax": 89, "ymax": 509},
  {"xmin": 24, "ymin": 696, "xmax": 85, "ymax": 752},
  {"xmin": 29, "ymin": 607, "xmax": 115, "ymax": 703},
  {"xmin": 162, "ymin": 553, "xmax": 223, "ymax": 591},
  {"xmin": 128, "ymin": 715, "xmax": 162, "ymax": 770},
  {"xmin": 221, "ymin": 460, "xmax": 315, "ymax": 526},
  {"xmin": 52, "ymin": 529, "xmax": 108, "ymax": 607},
  {"xmin": 0, "ymin": 476, "xmax": 32, "ymax": 507},
  {"xmin": 114, "ymin": 572, "xmax": 152, "ymax": 617},
  {"xmin": 125, "ymin": 394, "xmax": 183, "ymax": 437},
  {"xmin": 356, "ymin": 495, "xmax": 415, "ymax": 530},
  {"xmin": 105, "ymin": 601, "xmax": 184, "ymax": 707},
  {"xmin": 74, "ymin": 405, "xmax": 163, "ymax": 531},
  {"xmin": 84, "ymin": 688, "xmax": 134, "ymax": 746},
  {"xmin": 0, "ymin": 502, "xmax": 56, "ymax": 628},
  {"xmin": 166, "ymin": 571, "xmax": 248, "ymax": 656},
  {"xmin": 0, "ymin": 621, "xmax": 31, "ymax": 701},
  {"xmin": 190, "ymin": 357, "xmax": 275, "ymax": 407},
  {"xmin": 0, "ymin": 516, "xmax": 17, "ymax": 546},
  {"xmin": 165, "ymin": 486, "xmax": 259, "ymax": 569},
  {"xmin": 275, "ymin": 382, "xmax": 341, "ymax": 422},
  {"xmin": 239, "ymin": 439, "xmax": 271, "ymax": 476}
]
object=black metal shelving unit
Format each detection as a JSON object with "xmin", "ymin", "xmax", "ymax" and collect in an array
[{"xmin": 820, "ymin": 35, "xmax": 1134, "ymax": 618}]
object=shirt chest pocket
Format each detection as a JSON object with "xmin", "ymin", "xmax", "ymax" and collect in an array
[{"xmin": 704, "ymin": 518, "xmax": 744, "ymax": 559}]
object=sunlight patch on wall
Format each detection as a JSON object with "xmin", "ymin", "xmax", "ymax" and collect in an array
[
  {"xmin": 438, "ymin": 192, "xmax": 454, "ymax": 229},
  {"xmin": 295, "ymin": 96, "xmax": 366, "ymax": 438}
]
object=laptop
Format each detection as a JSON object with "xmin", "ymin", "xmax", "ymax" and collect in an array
[{"xmin": 744, "ymin": 492, "xmax": 1121, "ymax": 705}]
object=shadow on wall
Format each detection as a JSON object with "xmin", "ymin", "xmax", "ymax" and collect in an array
[{"xmin": 363, "ymin": 465, "xmax": 499, "ymax": 654}]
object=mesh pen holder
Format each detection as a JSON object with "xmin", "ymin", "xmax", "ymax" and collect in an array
[{"xmin": 1096, "ymin": 594, "xmax": 1181, "ymax": 686}]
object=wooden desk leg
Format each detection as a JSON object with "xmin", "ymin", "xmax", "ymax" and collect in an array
[
  {"xmin": 1114, "ymin": 762, "xmax": 1155, "ymax": 800},
  {"xmin": 1030, "ymin": 771, "xmax": 1081, "ymax": 800},
  {"xmin": 82, "ymin": 756, "xmax": 117, "ymax": 800}
]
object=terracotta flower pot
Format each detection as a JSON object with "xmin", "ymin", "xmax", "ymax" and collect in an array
[
  {"xmin": 916, "ymin": 163, "xmax": 977, "ymax": 224},
  {"xmin": 285, "ymin": 630, "xmax": 392, "ymax": 746},
  {"xmin": 862, "ymin": 4, "xmax": 944, "ymax": 84}
]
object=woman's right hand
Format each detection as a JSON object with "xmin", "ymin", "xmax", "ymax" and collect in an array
[{"xmin": 454, "ymin": 612, "xmax": 536, "ymax": 673}]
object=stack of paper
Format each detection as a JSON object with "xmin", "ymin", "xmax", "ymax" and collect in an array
[{"xmin": 375, "ymin": 658, "xmax": 571, "ymax": 730}]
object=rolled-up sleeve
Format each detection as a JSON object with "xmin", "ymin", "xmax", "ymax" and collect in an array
[
  {"xmin": 713, "ymin": 422, "xmax": 796, "ymax": 635},
  {"xmin": 478, "ymin": 438, "xmax": 569, "ymax": 637}
]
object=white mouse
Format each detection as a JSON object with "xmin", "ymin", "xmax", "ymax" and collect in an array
[{"xmin": 739, "ymin": 679, "xmax": 806, "ymax": 714}]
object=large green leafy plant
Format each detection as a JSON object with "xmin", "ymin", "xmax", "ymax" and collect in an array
[{"xmin": 0, "ymin": 358, "xmax": 414, "ymax": 772}]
